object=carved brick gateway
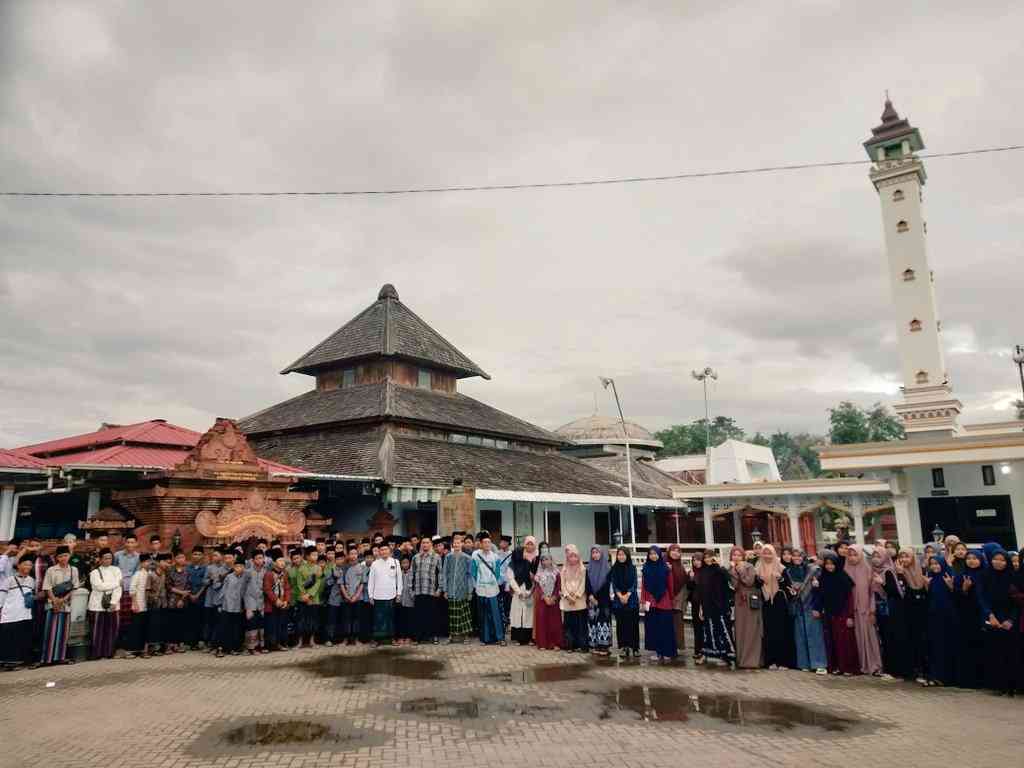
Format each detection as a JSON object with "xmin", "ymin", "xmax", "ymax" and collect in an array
[{"xmin": 111, "ymin": 418, "xmax": 318, "ymax": 549}]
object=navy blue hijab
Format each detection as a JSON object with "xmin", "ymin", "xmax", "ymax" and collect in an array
[{"xmin": 642, "ymin": 545, "xmax": 669, "ymax": 601}]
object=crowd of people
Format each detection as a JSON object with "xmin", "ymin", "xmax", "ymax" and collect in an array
[{"xmin": 1, "ymin": 529, "xmax": 1022, "ymax": 696}]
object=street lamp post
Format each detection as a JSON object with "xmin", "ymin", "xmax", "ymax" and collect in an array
[
  {"xmin": 600, "ymin": 376, "xmax": 636, "ymax": 549},
  {"xmin": 1013, "ymin": 345, "xmax": 1024, "ymax": 421},
  {"xmin": 691, "ymin": 367, "xmax": 718, "ymax": 452}
]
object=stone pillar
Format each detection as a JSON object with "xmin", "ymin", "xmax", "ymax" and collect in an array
[
  {"xmin": 703, "ymin": 508, "xmax": 715, "ymax": 546},
  {"xmin": 732, "ymin": 508, "xmax": 743, "ymax": 546},
  {"xmin": 786, "ymin": 496, "xmax": 802, "ymax": 549},
  {"xmin": 0, "ymin": 486, "xmax": 15, "ymax": 541},
  {"xmin": 851, "ymin": 495, "xmax": 866, "ymax": 545}
]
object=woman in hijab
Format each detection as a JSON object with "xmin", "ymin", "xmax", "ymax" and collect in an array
[
  {"xmin": 955, "ymin": 549, "xmax": 987, "ymax": 688},
  {"xmin": 817, "ymin": 551, "xmax": 859, "ymax": 675},
  {"xmin": 870, "ymin": 547, "xmax": 904, "ymax": 679},
  {"xmin": 585, "ymin": 546, "xmax": 612, "ymax": 655},
  {"xmin": 688, "ymin": 552, "xmax": 704, "ymax": 663},
  {"xmin": 532, "ymin": 554, "xmax": 562, "ymax": 650},
  {"xmin": 609, "ymin": 547, "xmax": 639, "ymax": 656},
  {"xmin": 729, "ymin": 545, "xmax": 764, "ymax": 669},
  {"xmin": 895, "ymin": 547, "xmax": 929, "ymax": 683},
  {"xmin": 506, "ymin": 544, "xmax": 537, "ymax": 646},
  {"xmin": 666, "ymin": 544, "xmax": 690, "ymax": 654},
  {"xmin": 756, "ymin": 545, "xmax": 793, "ymax": 670},
  {"xmin": 947, "ymin": 541, "xmax": 968, "ymax": 577},
  {"xmin": 641, "ymin": 545, "xmax": 677, "ymax": 662},
  {"xmin": 694, "ymin": 549, "xmax": 735, "ymax": 667},
  {"xmin": 786, "ymin": 549, "xmax": 827, "ymax": 674},
  {"xmin": 560, "ymin": 545, "xmax": 588, "ymax": 652},
  {"xmin": 924, "ymin": 555, "xmax": 959, "ymax": 686},
  {"xmin": 979, "ymin": 548, "xmax": 1020, "ymax": 695},
  {"xmin": 845, "ymin": 545, "xmax": 883, "ymax": 676}
]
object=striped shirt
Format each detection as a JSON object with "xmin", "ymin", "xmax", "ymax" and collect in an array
[{"xmin": 411, "ymin": 551, "xmax": 441, "ymax": 596}]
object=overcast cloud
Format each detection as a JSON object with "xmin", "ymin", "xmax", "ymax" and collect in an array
[{"xmin": 1, "ymin": 1, "xmax": 1022, "ymax": 448}]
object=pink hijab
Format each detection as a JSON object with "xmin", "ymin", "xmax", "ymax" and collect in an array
[
  {"xmin": 523, "ymin": 536, "xmax": 538, "ymax": 563},
  {"xmin": 845, "ymin": 544, "xmax": 875, "ymax": 615},
  {"xmin": 560, "ymin": 545, "xmax": 585, "ymax": 594},
  {"xmin": 754, "ymin": 544, "xmax": 783, "ymax": 601}
]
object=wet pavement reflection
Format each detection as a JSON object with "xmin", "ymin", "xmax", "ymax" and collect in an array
[
  {"xmin": 596, "ymin": 685, "xmax": 858, "ymax": 731},
  {"xmin": 296, "ymin": 649, "xmax": 446, "ymax": 681}
]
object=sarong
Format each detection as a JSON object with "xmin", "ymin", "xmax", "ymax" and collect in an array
[
  {"xmin": 89, "ymin": 611, "xmax": 120, "ymax": 659},
  {"xmin": 373, "ymin": 599, "xmax": 395, "ymax": 639},
  {"xmin": 40, "ymin": 610, "xmax": 70, "ymax": 664},
  {"xmin": 448, "ymin": 599, "xmax": 473, "ymax": 636}
]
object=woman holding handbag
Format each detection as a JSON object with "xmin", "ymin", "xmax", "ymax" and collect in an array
[
  {"xmin": 88, "ymin": 548, "xmax": 123, "ymax": 660},
  {"xmin": 729, "ymin": 545, "xmax": 764, "ymax": 669}
]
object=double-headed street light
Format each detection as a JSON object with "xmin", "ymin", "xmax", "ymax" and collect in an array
[
  {"xmin": 600, "ymin": 376, "xmax": 635, "ymax": 548},
  {"xmin": 1013, "ymin": 345, "xmax": 1024, "ymax": 421},
  {"xmin": 691, "ymin": 367, "xmax": 718, "ymax": 452}
]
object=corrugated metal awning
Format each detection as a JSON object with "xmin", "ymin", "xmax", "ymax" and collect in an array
[
  {"xmin": 386, "ymin": 486, "xmax": 445, "ymax": 503},
  {"xmin": 475, "ymin": 488, "xmax": 684, "ymax": 509}
]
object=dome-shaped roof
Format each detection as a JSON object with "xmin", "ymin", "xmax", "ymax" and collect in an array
[{"xmin": 555, "ymin": 414, "xmax": 662, "ymax": 448}]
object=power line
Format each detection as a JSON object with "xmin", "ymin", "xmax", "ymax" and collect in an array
[{"xmin": 1, "ymin": 144, "xmax": 1021, "ymax": 198}]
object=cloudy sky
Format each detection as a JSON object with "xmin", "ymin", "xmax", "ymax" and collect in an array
[{"xmin": 2, "ymin": 1, "xmax": 1022, "ymax": 448}]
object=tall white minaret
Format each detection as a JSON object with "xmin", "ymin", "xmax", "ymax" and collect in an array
[{"xmin": 865, "ymin": 98, "xmax": 961, "ymax": 438}]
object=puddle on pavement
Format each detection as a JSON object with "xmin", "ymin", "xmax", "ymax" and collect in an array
[
  {"xmin": 390, "ymin": 696, "xmax": 564, "ymax": 722},
  {"xmin": 597, "ymin": 685, "xmax": 860, "ymax": 732},
  {"xmin": 223, "ymin": 720, "xmax": 338, "ymax": 746},
  {"xmin": 492, "ymin": 664, "xmax": 593, "ymax": 683},
  {"xmin": 297, "ymin": 648, "xmax": 446, "ymax": 681},
  {"xmin": 192, "ymin": 717, "xmax": 389, "ymax": 756}
]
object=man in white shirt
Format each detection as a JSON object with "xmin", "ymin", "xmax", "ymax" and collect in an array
[{"xmin": 367, "ymin": 543, "xmax": 402, "ymax": 647}]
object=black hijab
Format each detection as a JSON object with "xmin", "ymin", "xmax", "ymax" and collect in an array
[
  {"xmin": 609, "ymin": 548, "xmax": 636, "ymax": 593},
  {"xmin": 510, "ymin": 547, "xmax": 535, "ymax": 591},
  {"xmin": 818, "ymin": 552, "xmax": 854, "ymax": 615}
]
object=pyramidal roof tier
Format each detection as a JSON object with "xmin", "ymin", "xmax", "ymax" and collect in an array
[
  {"xmin": 281, "ymin": 284, "xmax": 491, "ymax": 380},
  {"xmin": 863, "ymin": 96, "xmax": 924, "ymax": 155}
]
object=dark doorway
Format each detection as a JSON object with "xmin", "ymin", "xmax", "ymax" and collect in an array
[
  {"xmin": 918, "ymin": 495, "xmax": 1016, "ymax": 549},
  {"xmin": 404, "ymin": 503, "xmax": 438, "ymax": 538}
]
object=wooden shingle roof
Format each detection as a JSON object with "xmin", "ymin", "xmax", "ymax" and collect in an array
[
  {"xmin": 237, "ymin": 380, "xmax": 563, "ymax": 445},
  {"xmin": 281, "ymin": 284, "xmax": 490, "ymax": 379},
  {"xmin": 247, "ymin": 428, "xmax": 673, "ymax": 498}
]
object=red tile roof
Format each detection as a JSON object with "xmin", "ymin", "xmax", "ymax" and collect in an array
[
  {"xmin": 19, "ymin": 419, "xmax": 201, "ymax": 456},
  {"xmin": 0, "ymin": 448, "xmax": 50, "ymax": 470},
  {"xmin": 16, "ymin": 419, "xmax": 305, "ymax": 474}
]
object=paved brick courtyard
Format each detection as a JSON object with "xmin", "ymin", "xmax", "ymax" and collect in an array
[{"xmin": 2, "ymin": 643, "xmax": 1020, "ymax": 767}]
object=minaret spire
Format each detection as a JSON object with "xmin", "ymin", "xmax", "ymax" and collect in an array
[{"xmin": 864, "ymin": 100, "xmax": 961, "ymax": 438}]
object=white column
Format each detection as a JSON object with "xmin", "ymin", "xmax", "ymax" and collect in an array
[
  {"xmin": 890, "ymin": 494, "xmax": 917, "ymax": 547},
  {"xmin": 786, "ymin": 496, "xmax": 802, "ymax": 549},
  {"xmin": 0, "ymin": 486, "xmax": 15, "ymax": 541},
  {"xmin": 87, "ymin": 490, "xmax": 101, "ymax": 520},
  {"xmin": 851, "ymin": 495, "xmax": 866, "ymax": 545},
  {"xmin": 732, "ymin": 508, "xmax": 743, "ymax": 546},
  {"xmin": 703, "ymin": 508, "xmax": 715, "ymax": 546}
]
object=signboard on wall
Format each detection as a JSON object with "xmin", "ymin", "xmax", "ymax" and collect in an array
[{"xmin": 439, "ymin": 486, "xmax": 476, "ymax": 534}]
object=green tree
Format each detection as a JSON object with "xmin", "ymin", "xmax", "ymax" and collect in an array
[
  {"xmin": 655, "ymin": 416, "xmax": 746, "ymax": 456},
  {"xmin": 828, "ymin": 401, "xmax": 870, "ymax": 444},
  {"xmin": 865, "ymin": 402, "xmax": 905, "ymax": 441},
  {"xmin": 829, "ymin": 401, "xmax": 904, "ymax": 444},
  {"xmin": 1015, "ymin": 399, "xmax": 1024, "ymax": 420},
  {"xmin": 767, "ymin": 431, "xmax": 823, "ymax": 479}
]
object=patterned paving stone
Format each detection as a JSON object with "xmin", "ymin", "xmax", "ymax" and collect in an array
[{"xmin": 1, "ymin": 643, "xmax": 1020, "ymax": 767}]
